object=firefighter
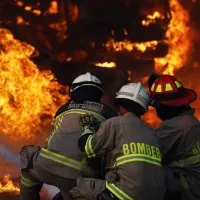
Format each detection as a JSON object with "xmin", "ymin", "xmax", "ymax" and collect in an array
[
  {"xmin": 149, "ymin": 74, "xmax": 200, "ymax": 200},
  {"xmin": 20, "ymin": 72, "xmax": 117, "ymax": 200},
  {"xmin": 70, "ymin": 82, "xmax": 165, "ymax": 200}
]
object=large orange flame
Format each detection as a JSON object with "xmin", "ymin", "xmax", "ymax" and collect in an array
[
  {"xmin": 154, "ymin": 0, "xmax": 192, "ymax": 75},
  {"xmin": 0, "ymin": 28, "xmax": 67, "ymax": 141},
  {"xmin": 0, "ymin": 175, "xmax": 19, "ymax": 194}
]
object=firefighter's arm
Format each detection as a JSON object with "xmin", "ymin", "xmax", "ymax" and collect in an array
[
  {"xmin": 78, "ymin": 114, "xmax": 116, "ymax": 157},
  {"xmin": 78, "ymin": 114, "xmax": 101, "ymax": 152}
]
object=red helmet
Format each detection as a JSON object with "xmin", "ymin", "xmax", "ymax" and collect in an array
[{"xmin": 150, "ymin": 75, "xmax": 197, "ymax": 107}]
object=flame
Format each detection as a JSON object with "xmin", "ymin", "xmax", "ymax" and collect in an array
[
  {"xmin": 0, "ymin": 175, "xmax": 19, "ymax": 194},
  {"xmin": 0, "ymin": 28, "xmax": 67, "ymax": 140},
  {"xmin": 24, "ymin": 6, "xmax": 32, "ymax": 11},
  {"xmin": 154, "ymin": 0, "xmax": 191, "ymax": 75},
  {"xmin": 49, "ymin": 20, "xmax": 67, "ymax": 41},
  {"xmin": 95, "ymin": 62, "xmax": 116, "ymax": 68},
  {"xmin": 106, "ymin": 39, "xmax": 158, "ymax": 53},
  {"xmin": 142, "ymin": 11, "xmax": 165, "ymax": 26},
  {"xmin": 48, "ymin": 0, "xmax": 58, "ymax": 14},
  {"xmin": 33, "ymin": 9, "xmax": 41, "ymax": 16}
]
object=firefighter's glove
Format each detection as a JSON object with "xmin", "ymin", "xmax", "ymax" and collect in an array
[{"xmin": 79, "ymin": 114, "xmax": 100, "ymax": 135}]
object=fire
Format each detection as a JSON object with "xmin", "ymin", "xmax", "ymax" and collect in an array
[
  {"xmin": 0, "ymin": 28, "xmax": 67, "ymax": 140},
  {"xmin": 24, "ymin": 6, "xmax": 32, "ymax": 11},
  {"xmin": 95, "ymin": 62, "xmax": 116, "ymax": 68},
  {"xmin": 33, "ymin": 9, "xmax": 41, "ymax": 16},
  {"xmin": 0, "ymin": 175, "xmax": 19, "ymax": 194},
  {"xmin": 48, "ymin": 0, "xmax": 58, "ymax": 14},
  {"xmin": 142, "ymin": 11, "xmax": 164, "ymax": 26},
  {"xmin": 154, "ymin": 0, "xmax": 191, "ymax": 75},
  {"xmin": 106, "ymin": 39, "xmax": 158, "ymax": 53},
  {"xmin": 49, "ymin": 20, "xmax": 68, "ymax": 41}
]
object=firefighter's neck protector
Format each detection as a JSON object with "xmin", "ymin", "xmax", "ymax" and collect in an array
[
  {"xmin": 70, "ymin": 72, "xmax": 104, "ymax": 94},
  {"xmin": 150, "ymin": 75, "xmax": 197, "ymax": 107},
  {"xmin": 115, "ymin": 82, "xmax": 149, "ymax": 112}
]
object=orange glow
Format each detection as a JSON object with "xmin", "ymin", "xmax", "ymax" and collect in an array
[
  {"xmin": 33, "ymin": 9, "xmax": 41, "ymax": 16},
  {"xmin": 66, "ymin": 57, "xmax": 72, "ymax": 62},
  {"xmin": 127, "ymin": 70, "xmax": 132, "ymax": 81},
  {"xmin": 95, "ymin": 62, "xmax": 116, "ymax": 68},
  {"xmin": 48, "ymin": 0, "xmax": 58, "ymax": 14},
  {"xmin": 49, "ymin": 20, "xmax": 67, "ymax": 41},
  {"xmin": 16, "ymin": 1, "xmax": 24, "ymax": 7},
  {"xmin": 24, "ymin": 6, "xmax": 32, "ymax": 11},
  {"xmin": 16, "ymin": 16, "xmax": 24, "ymax": 24},
  {"xmin": 142, "ymin": 107, "xmax": 161, "ymax": 129},
  {"xmin": 106, "ymin": 39, "xmax": 158, "ymax": 53},
  {"xmin": 0, "ymin": 175, "xmax": 19, "ymax": 194},
  {"xmin": 16, "ymin": 16, "xmax": 29, "ymax": 25},
  {"xmin": 154, "ymin": 0, "xmax": 191, "ymax": 75},
  {"xmin": 68, "ymin": 2, "xmax": 79, "ymax": 23},
  {"xmin": 142, "ymin": 11, "xmax": 164, "ymax": 26},
  {"xmin": 0, "ymin": 28, "xmax": 67, "ymax": 140}
]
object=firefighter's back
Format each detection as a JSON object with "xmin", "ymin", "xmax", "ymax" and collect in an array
[
  {"xmin": 38, "ymin": 100, "xmax": 116, "ymax": 179},
  {"xmin": 106, "ymin": 115, "xmax": 165, "ymax": 200}
]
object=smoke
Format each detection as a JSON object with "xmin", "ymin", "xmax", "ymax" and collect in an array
[{"xmin": 0, "ymin": 144, "xmax": 20, "ymax": 166}]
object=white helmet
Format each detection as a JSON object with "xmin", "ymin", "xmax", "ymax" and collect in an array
[
  {"xmin": 115, "ymin": 82, "xmax": 149, "ymax": 111},
  {"xmin": 70, "ymin": 72, "xmax": 104, "ymax": 93}
]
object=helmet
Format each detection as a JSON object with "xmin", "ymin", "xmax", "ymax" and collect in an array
[
  {"xmin": 70, "ymin": 72, "xmax": 104, "ymax": 94},
  {"xmin": 148, "ymin": 73, "xmax": 161, "ymax": 90},
  {"xmin": 115, "ymin": 82, "xmax": 149, "ymax": 111},
  {"xmin": 150, "ymin": 75, "xmax": 197, "ymax": 107}
]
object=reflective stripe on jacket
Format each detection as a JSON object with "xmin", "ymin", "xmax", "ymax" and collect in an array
[
  {"xmin": 83, "ymin": 114, "xmax": 165, "ymax": 199},
  {"xmin": 38, "ymin": 101, "xmax": 116, "ymax": 179},
  {"xmin": 156, "ymin": 109, "xmax": 200, "ymax": 198}
]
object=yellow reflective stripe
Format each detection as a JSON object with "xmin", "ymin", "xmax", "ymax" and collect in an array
[
  {"xmin": 47, "ymin": 109, "xmax": 105, "ymax": 148},
  {"xmin": 165, "ymin": 83, "xmax": 173, "ymax": 91},
  {"xmin": 106, "ymin": 182, "xmax": 133, "ymax": 200},
  {"xmin": 175, "ymin": 81, "xmax": 182, "ymax": 88},
  {"xmin": 169, "ymin": 154, "xmax": 200, "ymax": 167},
  {"xmin": 156, "ymin": 84, "xmax": 162, "ymax": 92},
  {"xmin": 21, "ymin": 180, "xmax": 32, "ymax": 187},
  {"xmin": 56, "ymin": 109, "xmax": 105, "ymax": 122},
  {"xmin": 21, "ymin": 176, "xmax": 40, "ymax": 187},
  {"xmin": 40, "ymin": 148, "xmax": 90, "ymax": 175},
  {"xmin": 40, "ymin": 149, "xmax": 85, "ymax": 171},
  {"xmin": 82, "ymin": 129, "xmax": 94, "ymax": 136},
  {"xmin": 151, "ymin": 83, "xmax": 155, "ymax": 91},
  {"xmin": 115, "ymin": 154, "xmax": 161, "ymax": 167},
  {"xmin": 85, "ymin": 135, "xmax": 96, "ymax": 158}
]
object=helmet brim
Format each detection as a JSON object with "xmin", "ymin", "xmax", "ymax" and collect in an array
[{"xmin": 150, "ymin": 88, "xmax": 197, "ymax": 107}]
